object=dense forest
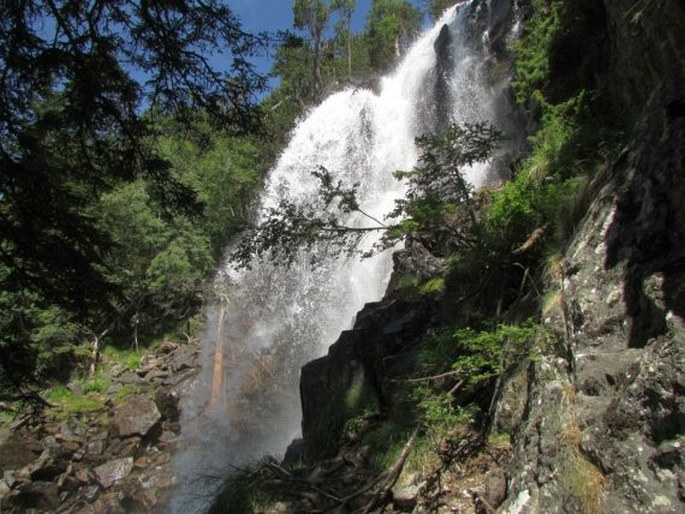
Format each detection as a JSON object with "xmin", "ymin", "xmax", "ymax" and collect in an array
[{"xmin": 0, "ymin": 0, "xmax": 451, "ymax": 408}]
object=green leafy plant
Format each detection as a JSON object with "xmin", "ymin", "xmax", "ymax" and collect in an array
[
  {"xmin": 511, "ymin": 0, "xmax": 562, "ymax": 105},
  {"xmin": 420, "ymin": 388, "xmax": 477, "ymax": 434},
  {"xmin": 363, "ymin": 422, "xmax": 413, "ymax": 471},
  {"xmin": 450, "ymin": 323, "xmax": 538, "ymax": 385},
  {"xmin": 116, "ymin": 384, "xmax": 142, "ymax": 403}
]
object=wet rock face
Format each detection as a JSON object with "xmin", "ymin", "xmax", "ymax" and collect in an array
[
  {"xmin": 300, "ymin": 296, "xmax": 438, "ymax": 459},
  {"xmin": 433, "ymin": 24, "xmax": 453, "ymax": 132},
  {"xmin": 604, "ymin": 0, "xmax": 685, "ymax": 115},
  {"xmin": 499, "ymin": 67, "xmax": 685, "ymax": 514}
]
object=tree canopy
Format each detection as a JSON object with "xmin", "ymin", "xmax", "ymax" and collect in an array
[
  {"xmin": 0, "ymin": 0, "xmax": 269, "ymax": 402},
  {"xmin": 366, "ymin": 0, "xmax": 423, "ymax": 72}
]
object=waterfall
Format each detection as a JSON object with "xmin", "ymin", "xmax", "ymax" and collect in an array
[{"xmin": 168, "ymin": 2, "xmax": 520, "ymax": 511}]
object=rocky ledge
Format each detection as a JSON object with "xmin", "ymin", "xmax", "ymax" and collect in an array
[{"xmin": 0, "ymin": 341, "xmax": 199, "ymax": 513}]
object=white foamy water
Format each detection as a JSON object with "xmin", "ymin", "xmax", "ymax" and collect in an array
[{"xmin": 168, "ymin": 2, "xmax": 518, "ymax": 511}]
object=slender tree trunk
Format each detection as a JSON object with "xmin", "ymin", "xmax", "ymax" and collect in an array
[
  {"xmin": 132, "ymin": 316, "xmax": 139, "ymax": 350},
  {"xmin": 346, "ymin": 28, "xmax": 352, "ymax": 78},
  {"xmin": 89, "ymin": 327, "xmax": 110, "ymax": 377},
  {"xmin": 313, "ymin": 30, "xmax": 323, "ymax": 92}
]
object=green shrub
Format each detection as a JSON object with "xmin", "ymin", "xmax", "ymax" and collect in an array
[
  {"xmin": 363, "ymin": 422, "xmax": 413, "ymax": 471},
  {"xmin": 419, "ymin": 389, "xmax": 477, "ymax": 435},
  {"xmin": 511, "ymin": 0, "xmax": 562, "ymax": 105},
  {"xmin": 83, "ymin": 376, "xmax": 111, "ymax": 394},
  {"xmin": 450, "ymin": 323, "xmax": 538, "ymax": 384},
  {"xmin": 44, "ymin": 385, "xmax": 106, "ymax": 420}
]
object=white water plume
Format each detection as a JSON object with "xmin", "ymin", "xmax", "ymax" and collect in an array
[{"xmin": 168, "ymin": 2, "xmax": 519, "ymax": 512}]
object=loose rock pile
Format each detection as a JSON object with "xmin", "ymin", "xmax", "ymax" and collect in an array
[{"xmin": 0, "ymin": 341, "xmax": 199, "ymax": 513}]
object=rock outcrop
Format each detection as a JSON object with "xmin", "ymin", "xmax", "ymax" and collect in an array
[
  {"xmin": 499, "ymin": 69, "xmax": 685, "ymax": 514},
  {"xmin": 496, "ymin": 2, "xmax": 685, "ymax": 510},
  {"xmin": 0, "ymin": 341, "xmax": 199, "ymax": 513},
  {"xmin": 301, "ymin": 292, "xmax": 439, "ymax": 459}
]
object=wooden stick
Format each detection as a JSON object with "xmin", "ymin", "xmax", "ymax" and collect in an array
[
  {"xmin": 391, "ymin": 370, "xmax": 461, "ymax": 383},
  {"xmin": 361, "ymin": 427, "xmax": 420, "ymax": 513}
]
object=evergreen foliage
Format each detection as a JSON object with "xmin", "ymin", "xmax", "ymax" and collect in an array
[
  {"xmin": 231, "ymin": 121, "xmax": 501, "ymax": 268},
  {"xmin": 365, "ymin": 0, "xmax": 423, "ymax": 72},
  {"xmin": 1, "ymin": 0, "xmax": 437, "ymax": 405},
  {"xmin": 424, "ymin": 0, "xmax": 457, "ymax": 20},
  {"xmin": 0, "ymin": 0, "xmax": 269, "ymax": 400}
]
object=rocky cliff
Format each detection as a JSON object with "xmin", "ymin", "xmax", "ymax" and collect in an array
[
  {"xmin": 499, "ymin": 73, "xmax": 685, "ymax": 512},
  {"xmin": 498, "ymin": 4, "xmax": 685, "ymax": 509}
]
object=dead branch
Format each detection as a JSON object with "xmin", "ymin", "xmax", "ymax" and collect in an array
[
  {"xmin": 447, "ymin": 379, "xmax": 466, "ymax": 396},
  {"xmin": 512, "ymin": 223, "xmax": 550, "ymax": 255},
  {"xmin": 265, "ymin": 462, "xmax": 343, "ymax": 503},
  {"xmin": 361, "ymin": 427, "xmax": 420, "ymax": 513},
  {"xmin": 392, "ymin": 370, "xmax": 461, "ymax": 383},
  {"xmin": 331, "ymin": 474, "xmax": 385, "ymax": 510}
]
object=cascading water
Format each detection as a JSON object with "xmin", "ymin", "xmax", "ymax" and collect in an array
[{"xmin": 168, "ymin": 2, "xmax": 520, "ymax": 511}]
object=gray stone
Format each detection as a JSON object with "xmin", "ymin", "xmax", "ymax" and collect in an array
[
  {"xmin": 117, "ymin": 371, "xmax": 145, "ymax": 385},
  {"xmin": 29, "ymin": 447, "xmax": 69, "ymax": 481},
  {"xmin": 155, "ymin": 388, "xmax": 180, "ymax": 422},
  {"xmin": 93, "ymin": 457, "xmax": 134, "ymax": 489},
  {"xmin": 82, "ymin": 483, "xmax": 100, "ymax": 502},
  {"xmin": 483, "ymin": 468, "xmax": 507, "ymax": 509},
  {"xmin": 86, "ymin": 439, "xmax": 105, "ymax": 456},
  {"xmin": 58, "ymin": 474, "xmax": 82, "ymax": 492},
  {"xmin": 0, "ymin": 430, "xmax": 41, "ymax": 470},
  {"xmin": 82, "ymin": 492, "xmax": 126, "ymax": 514},
  {"xmin": 0, "ymin": 479, "xmax": 10, "ymax": 499},
  {"xmin": 3, "ymin": 469, "xmax": 17, "ymax": 488},
  {"xmin": 107, "ymin": 437, "xmax": 142, "ymax": 459},
  {"xmin": 66, "ymin": 382, "xmax": 84, "ymax": 396},
  {"xmin": 169, "ymin": 344, "xmax": 198, "ymax": 373},
  {"xmin": 74, "ymin": 467, "xmax": 93, "ymax": 484},
  {"xmin": 161, "ymin": 369, "xmax": 195, "ymax": 386},
  {"xmin": 113, "ymin": 395, "xmax": 161, "ymax": 437},
  {"xmin": 392, "ymin": 482, "xmax": 420, "ymax": 510}
]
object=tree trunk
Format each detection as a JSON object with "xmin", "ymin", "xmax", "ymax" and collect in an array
[
  {"xmin": 132, "ymin": 316, "xmax": 139, "ymax": 350},
  {"xmin": 313, "ymin": 30, "xmax": 323, "ymax": 92},
  {"xmin": 346, "ymin": 28, "xmax": 352, "ymax": 78},
  {"xmin": 89, "ymin": 327, "xmax": 110, "ymax": 377}
]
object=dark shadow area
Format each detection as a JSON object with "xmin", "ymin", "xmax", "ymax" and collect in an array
[{"xmin": 604, "ymin": 71, "xmax": 685, "ymax": 347}]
